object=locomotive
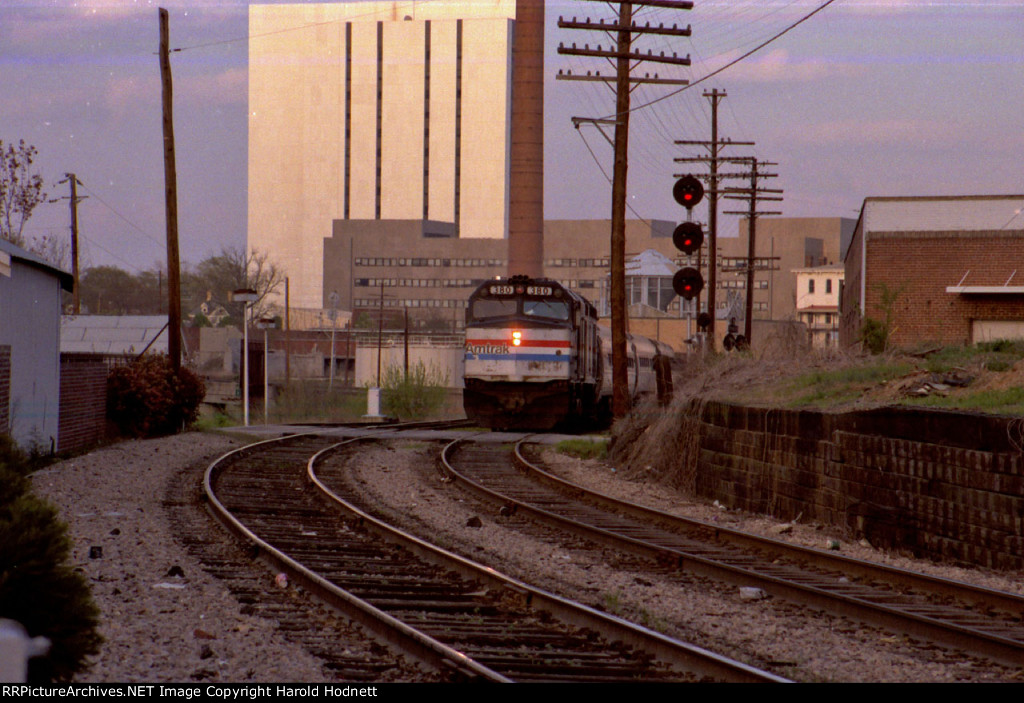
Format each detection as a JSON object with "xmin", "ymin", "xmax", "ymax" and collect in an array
[{"xmin": 463, "ymin": 275, "xmax": 674, "ymax": 430}]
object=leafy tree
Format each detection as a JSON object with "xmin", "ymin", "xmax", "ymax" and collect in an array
[
  {"xmin": 0, "ymin": 140, "xmax": 47, "ymax": 247},
  {"xmin": 80, "ymin": 265, "xmax": 138, "ymax": 315}
]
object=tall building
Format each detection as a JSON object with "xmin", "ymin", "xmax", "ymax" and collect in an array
[{"xmin": 248, "ymin": 1, "xmax": 516, "ymax": 310}]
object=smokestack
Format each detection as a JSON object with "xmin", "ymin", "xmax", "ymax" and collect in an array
[{"xmin": 507, "ymin": 0, "xmax": 544, "ymax": 278}]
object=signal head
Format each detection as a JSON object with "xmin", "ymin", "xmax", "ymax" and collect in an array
[
  {"xmin": 672, "ymin": 267, "xmax": 704, "ymax": 301},
  {"xmin": 673, "ymin": 175, "xmax": 704, "ymax": 209},
  {"xmin": 672, "ymin": 222, "xmax": 704, "ymax": 255}
]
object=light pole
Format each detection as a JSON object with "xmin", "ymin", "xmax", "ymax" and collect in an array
[
  {"xmin": 257, "ymin": 317, "xmax": 275, "ymax": 425},
  {"xmin": 231, "ymin": 289, "xmax": 258, "ymax": 426}
]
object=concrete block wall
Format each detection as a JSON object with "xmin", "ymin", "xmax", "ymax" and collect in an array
[
  {"xmin": 693, "ymin": 401, "xmax": 1024, "ymax": 570},
  {"xmin": 58, "ymin": 354, "xmax": 109, "ymax": 454}
]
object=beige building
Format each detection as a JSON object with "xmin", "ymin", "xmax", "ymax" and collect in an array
[
  {"xmin": 248, "ymin": 1, "xmax": 516, "ymax": 310},
  {"xmin": 793, "ymin": 264, "xmax": 844, "ymax": 347}
]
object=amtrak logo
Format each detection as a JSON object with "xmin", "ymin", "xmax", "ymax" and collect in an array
[{"xmin": 466, "ymin": 343, "xmax": 509, "ymax": 355}]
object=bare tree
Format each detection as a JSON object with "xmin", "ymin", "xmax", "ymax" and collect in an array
[
  {"xmin": 0, "ymin": 140, "xmax": 47, "ymax": 247},
  {"xmin": 187, "ymin": 246, "xmax": 285, "ymax": 325}
]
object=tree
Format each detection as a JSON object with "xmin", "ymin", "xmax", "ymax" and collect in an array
[
  {"xmin": 0, "ymin": 140, "xmax": 47, "ymax": 247},
  {"xmin": 184, "ymin": 246, "xmax": 285, "ymax": 325}
]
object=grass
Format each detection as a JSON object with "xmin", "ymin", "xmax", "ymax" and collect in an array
[
  {"xmin": 554, "ymin": 438, "xmax": 608, "ymax": 461},
  {"xmin": 709, "ymin": 339, "xmax": 1024, "ymax": 416},
  {"xmin": 903, "ymin": 386, "xmax": 1024, "ymax": 415},
  {"xmin": 783, "ymin": 361, "xmax": 915, "ymax": 408}
]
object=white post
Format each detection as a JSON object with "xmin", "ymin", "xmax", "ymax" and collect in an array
[
  {"xmin": 232, "ymin": 289, "xmax": 259, "ymax": 428},
  {"xmin": 263, "ymin": 325, "xmax": 269, "ymax": 424},
  {"xmin": 242, "ymin": 307, "xmax": 250, "ymax": 427}
]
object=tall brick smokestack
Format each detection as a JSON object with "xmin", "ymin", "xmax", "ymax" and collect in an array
[{"xmin": 507, "ymin": 0, "xmax": 544, "ymax": 278}]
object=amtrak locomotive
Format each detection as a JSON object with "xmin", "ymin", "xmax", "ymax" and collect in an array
[{"xmin": 463, "ymin": 276, "xmax": 674, "ymax": 430}]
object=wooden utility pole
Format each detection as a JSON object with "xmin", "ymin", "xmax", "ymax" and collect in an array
[
  {"xmin": 558, "ymin": 0, "xmax": 693, "ymax": 417},
  {"xmin": 675, "ymin": 89, "xmax": 753, "ymax": 350},
  {"xmin": 159, "ymin": 7, "xmax": 182, "ymax": 371},
  {"xmin": 55, "ymin": 173, "xmax": 86, "ymax": 314},
  {"xmin": 723, "ymin": 157, "xmax": 782, "ymax": 344}
]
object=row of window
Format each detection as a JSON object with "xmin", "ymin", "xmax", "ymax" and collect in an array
[
  {"xmin": 353, "ymin": 298, "xmax": 468, "ymax": 309},
  {"xmin": 356, "ymin": 257, "xmax": 506, "ymax": 267},
  {"xmin": 807, "ymin": 278, "xmax": 835, "ymax": 294},
  {"xmin": 356, "ymin": 278, "xmax": 482, "ymax": 288},
  {"xmin": 546, "ymin": 258, "xmax": 612, "ymax": 268}
]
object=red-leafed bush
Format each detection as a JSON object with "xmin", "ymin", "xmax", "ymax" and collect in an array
[{"xmin": 106, "ymin": 355, "xmax": 206, "ymax": 438}]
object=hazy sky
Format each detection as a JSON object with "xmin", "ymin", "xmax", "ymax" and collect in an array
[{"xmin": 2, "ymin": 0, "xmax": 1022, "ymax": 275}]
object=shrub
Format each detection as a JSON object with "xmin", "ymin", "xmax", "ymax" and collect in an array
[
  {"xmin": 380, "ymin": 361, "xmax": 449, "ymax": 420},
  {"xmin": 107, "ymin": 354, "xmax": 206, "ymax": 438},
  {"xmin": 0, "ymin": 436, "xmax": 101, "ymax": 682}
]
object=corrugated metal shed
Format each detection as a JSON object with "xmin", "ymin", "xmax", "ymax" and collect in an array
[{"xmin": 61, "ymin": 315, "xmax": 169, "ymax": 355}]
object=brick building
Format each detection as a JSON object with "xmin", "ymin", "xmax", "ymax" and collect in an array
[{"xmin": 840, "ymin": 195, "xmax": 1024, "ymax": 349}]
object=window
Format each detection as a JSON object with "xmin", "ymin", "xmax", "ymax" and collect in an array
[
  {"xmin": 471, "ymin": 299, "xmax": 516, "ymax": 319},
  {"xmin": 808, "ymin": 279, "xmax": 815, "ymax": 294},
  {"xmin": 826, "ymin": 279, "xmax": 833, "ymax": 294},
  {"xmin": 524, "ymin": 300, "xmax": 569, "ymax": 321}
]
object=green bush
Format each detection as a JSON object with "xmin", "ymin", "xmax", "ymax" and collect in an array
[
  {"xmin": 380, "ymin": 361, "xmax": 449, "ymax": 420},
  {"xmin": 107, "ymin": 354, "xmax": 206, "ymax": 438},
  {"xmin": 0, "ymin": 436, "xmax": 101, "ymax": 682}
]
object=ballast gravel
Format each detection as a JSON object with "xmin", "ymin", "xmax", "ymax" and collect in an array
[{"xmin": 28, "ymin": 430, "xmax": 1024, "ymax": 683}]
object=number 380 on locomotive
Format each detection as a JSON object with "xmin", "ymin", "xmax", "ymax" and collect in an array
[{"xmin": 463, "ymin": 276, "xmax": 674, "ymax": 430}]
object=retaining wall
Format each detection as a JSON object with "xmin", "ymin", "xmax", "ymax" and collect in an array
[{"xmin": 693, "ymin": 401, "xmax": 1024, "ymax": 570}]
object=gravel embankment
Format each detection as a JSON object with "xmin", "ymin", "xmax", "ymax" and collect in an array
[
  {"xmin": 31, "ymin": 433, "xmax": 330, "ymax": 683},
  {"xmin": 28, "ymin": 431, "xmax": 1024, "ymax": 683}
]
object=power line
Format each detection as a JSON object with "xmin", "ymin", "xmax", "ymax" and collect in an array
[{"xmin": 601, "ymin": 0, "xmax": 840, "ymax": 120}]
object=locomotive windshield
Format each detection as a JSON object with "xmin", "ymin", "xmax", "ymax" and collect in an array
[
  {"xmin": 523, "ymin": 299, "xmax": 569, "ymax": 321},
  {"xmin": 471, "ymin": 298, "xmax": 517, "ymax": 319}
]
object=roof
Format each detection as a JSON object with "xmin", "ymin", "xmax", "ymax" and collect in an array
[
  {"xmin": 61, "ymin": 315, "xmax": 170, "ymax": 355},
  {"xmin": 624, "ymin": 249, "xmax": 677, "ymax": 277},
  {"xmin": 0, "ymin": 237, "xmax": 74, "ymax": 291},
  {"xmin": 861, "ymin": 194, "xmax": 1024, "ymax": 234}
]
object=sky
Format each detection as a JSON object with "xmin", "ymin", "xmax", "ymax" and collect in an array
[{"xmin": 2, "ymin": 0, "xmax": 1022, "ymax": 275}]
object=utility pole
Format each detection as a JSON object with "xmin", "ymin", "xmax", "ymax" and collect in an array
[
  {"xmin": 558, "ymin": 0, "xmax": 693, "ymax": 417},
  {"xmin": 159, "ymin": 7, "xmax": 182, "ymax": 371},
  {"xmin": 675, "ymin": 89, "xmax": 753, "ymax": 351},
  {"xmin": 723, "ymin": 157, "xmax": 783, "ymax": 344},
  {"xmin": 54, "ymin": 173, "xmax": 86, "ymax": 314}
]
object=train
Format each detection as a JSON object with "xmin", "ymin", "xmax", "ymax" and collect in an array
[{"xmin": 463, "ymin": 275, "xmax": 674, "ymax": 430}]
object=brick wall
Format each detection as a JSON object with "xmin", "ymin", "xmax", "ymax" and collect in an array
[
  {"xmin": 58, "ymin": 354, "xmax": 109, "ymax": 454},
  {"xmin": 693, "ymin": 401, "xmax": 1024, "ymax": 570},
  {"xmin": 0, "ymin": 345, "xmax": 9, "ymax": 435},
  {"xmin": 865, "ymin": 231, "xmax": 1024, "ymax": 346}
]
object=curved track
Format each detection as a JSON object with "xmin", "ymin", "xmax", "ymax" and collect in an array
[
  {"xmin": 439, "ymin": 437, "xmax": 1024, "ymax": 669},
  {"xmin": 203, "ymin": 431, "xmax": 788, "ymax": 683}
]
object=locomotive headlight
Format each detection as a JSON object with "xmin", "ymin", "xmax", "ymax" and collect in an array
[{"xmin": 512, "ymin": 330, "xmax": 522, "ymax": 347}]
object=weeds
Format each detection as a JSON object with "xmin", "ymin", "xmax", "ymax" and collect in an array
[{"xmin": 554, "ymin": 438, "xmax": 608, "ymax": 461}]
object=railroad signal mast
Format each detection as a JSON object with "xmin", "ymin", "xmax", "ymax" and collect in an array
[
  {"xmin": 675, "ymin": 89, "xmax": 754, "ymax": 351},
  {"xmin": 557, "ymin": 0, "xmax": 695, "ymax": 418}
]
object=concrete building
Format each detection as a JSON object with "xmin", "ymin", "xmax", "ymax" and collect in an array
[
  {"xmin": 248, "ymin": 1, "xmax": 516, "ymax": 311},
  {"xmin": 840, "ymin": 195, "xmax": 1024, "ymax": 349},
  {"xmin": 793, "ymin": 264, "xmax": 844, "ymax": 348},
  {"xmin": 0, "ymin": 239, "xmax": 73, "ymax": 449}
]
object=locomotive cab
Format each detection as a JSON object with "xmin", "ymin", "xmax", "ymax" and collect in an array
[{"xmin": 463, "ymin": 276, "xmax": 600, "ymax": 430}]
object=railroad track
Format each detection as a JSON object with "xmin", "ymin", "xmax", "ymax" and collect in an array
[
  {"xmin": 203, "ymin": 431, "xmax": 787, "ymax": 683},
  {"xmin": 438, "ymin": 437, "xmax": 1024, "ymax": 670}
]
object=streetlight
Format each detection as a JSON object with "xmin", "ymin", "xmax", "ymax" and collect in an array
[
  {"xmin": 231, "ymin": 288, "xmax": 258, "ymax": 426},
  {"xmin": 256, "ymin": 316, "xmax": 276, "ymax": 425}
]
